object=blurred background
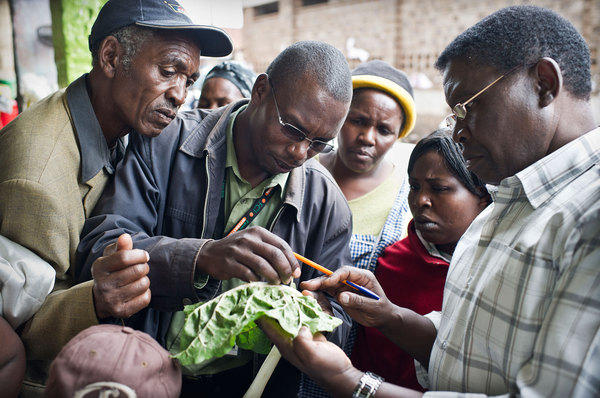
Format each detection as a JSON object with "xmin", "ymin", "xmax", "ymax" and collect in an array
[{"xmin": 1, "ymin": 0, "xmax": 598, "ymax": 141}]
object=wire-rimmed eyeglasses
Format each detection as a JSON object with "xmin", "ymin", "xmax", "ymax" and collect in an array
[
  {"xmin": 268, "ymin": 76, "xmax": 334, "ymax": 154},
  {"xmin": 444, "ymin": 64, "xmax": 523, "ymax": 130}
]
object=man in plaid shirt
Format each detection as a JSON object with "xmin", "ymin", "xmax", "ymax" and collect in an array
[{"xmin": 259, "ymin": 5, "xmax": 600, "ymax": 398}]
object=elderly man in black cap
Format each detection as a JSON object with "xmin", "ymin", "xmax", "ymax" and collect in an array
[{"xmin": 0, "ymin": 0, "xmax": 232, "ymax": 395}]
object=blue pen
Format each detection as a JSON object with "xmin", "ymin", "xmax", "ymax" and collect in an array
[
  {"xmin": 343, "ymin": 280, "xmax": 381, "ymax": 300},
  {"xmin": 294, "ymin": 253, "xmax": 381, "ymax": 300}
]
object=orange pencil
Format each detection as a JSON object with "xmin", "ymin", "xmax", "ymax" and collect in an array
[{"xmin": 293, "ymin": 253, "xmax": 380, "ymax": 300}]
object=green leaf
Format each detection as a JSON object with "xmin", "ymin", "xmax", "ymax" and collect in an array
[{"xmin": 171, "ymin": 282, "xmax": 342, "ymax": 366}]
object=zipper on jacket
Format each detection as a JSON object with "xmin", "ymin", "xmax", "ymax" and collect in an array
[{"xmin": 200, "ymin": 153, "xmax": 210, "ymax": 238}]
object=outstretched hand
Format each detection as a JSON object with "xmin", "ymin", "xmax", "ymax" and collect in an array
[
  {"xmin": 256, "ymin": 317, "xmax": 361, "ymax": 397},
  {"xmin": 196, "ymin": 226, "xmax": 301, "ymax": 284},
  {"xmin": 91, "ymin": 234, "xmax": 151, "ymax": 319}
]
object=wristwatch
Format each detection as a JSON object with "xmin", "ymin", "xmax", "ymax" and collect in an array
[{"xmin": 352, "ymin": 371, "xmax": 384, "ymax": 398}]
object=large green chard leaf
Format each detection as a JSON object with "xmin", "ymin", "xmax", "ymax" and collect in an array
[{"xmin": 172, "ymin": 282, "xmax": 342, "ymax": 366}]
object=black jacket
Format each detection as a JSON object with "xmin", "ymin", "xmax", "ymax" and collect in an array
[{"xmin": 77, "ymin": 100, "xmax": 353, "ymax": 349}]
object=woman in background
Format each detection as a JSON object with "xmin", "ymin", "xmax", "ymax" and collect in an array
[
  {"xmin": 319, "ymin": 60, "xmax": 417, "ymax": 273},
  {"xmin": 196, "ymin": 60, "xmax": 256, "ymax": 110},
  {"xmin": 350, "ymin": 129, "xmax": 491, "ymax": 391}
]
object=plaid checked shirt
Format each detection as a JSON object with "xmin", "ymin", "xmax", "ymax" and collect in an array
[{"xmin": 417, "ymin": 127, "xmax": 600, "ymax": 397}]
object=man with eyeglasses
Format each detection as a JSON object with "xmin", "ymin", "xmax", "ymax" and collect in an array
[
  {"xmin": 419, "ymin": 6, "xmax": 599, "ymax": 395},
  {"xmin": 76, "ymin": 40, "xmax": 354, "ymax": 397},
  {"xmin": 255, "ymin": 5, "xmax": 599, "ymax": 398}
]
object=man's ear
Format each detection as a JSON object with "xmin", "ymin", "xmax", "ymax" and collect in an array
[
  {"xmin": 534, "ymin": 57, "xmax": 562, "ymax": 107},
  {"xmin": 250, "ymin": 73, "xmax": 269, "ymax": 104},
  {"xmin": 97, "ymin": 36, "xmax": 122, "ymax": 78}
]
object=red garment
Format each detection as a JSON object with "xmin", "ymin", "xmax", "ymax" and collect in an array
[
  {"xmin": 350, "ymin": 220, "xmax": 449, "ymax": 391},
  {"xmin": 0, "ymin": 100, "xmax": 18, "ymax": 128}
]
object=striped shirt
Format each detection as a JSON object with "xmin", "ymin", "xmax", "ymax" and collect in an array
[
  {"xmin": 417, "ymin": 127, "xmax": 600, "ymax": 397},
  {"xmin": 348, "ymin": 178, "xmax": 411, "ymax": 272}
]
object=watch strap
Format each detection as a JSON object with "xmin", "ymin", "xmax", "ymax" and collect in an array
[{"xmin": 352, "ymin": 371, "xmax": 384, "ymax": 398}]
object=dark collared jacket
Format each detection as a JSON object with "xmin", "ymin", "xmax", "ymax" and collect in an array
[{"xmin": 77, "ymin": 99, "xmax": 353, "ymax": 348}]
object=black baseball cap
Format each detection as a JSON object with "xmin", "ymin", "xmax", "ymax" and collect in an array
[{"xmin": 88, "ymin": 0, "xmax": 233, "ymax": 57}]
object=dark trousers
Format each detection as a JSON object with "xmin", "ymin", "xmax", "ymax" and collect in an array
[{"xmin": 180, "ymin": 358, "xmax": 300, "ymax": 398}]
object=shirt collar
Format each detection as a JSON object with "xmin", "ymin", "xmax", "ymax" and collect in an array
[
  {"xmin": 415, "ymin": 227, "xmax": 453, "ymax": 263},
  {"xmin": 495, "ymin": 127, "xmax": 600, "ymax": 209},
  {"xmin": 225, "ymin": 104, "xmax": 288, "ymax": 198},
  {"xmin": 66, "ymin": 74, "xmax": 126, "ymax": 182}
]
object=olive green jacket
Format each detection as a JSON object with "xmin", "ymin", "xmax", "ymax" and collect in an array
[{"xmin": 0, "ymin": 75, "xmax": 123, "ymax": 392}]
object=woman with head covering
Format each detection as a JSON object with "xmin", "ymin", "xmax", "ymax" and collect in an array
[
  {"xmin": 319, "ymin": 60, "xmax": 417, "ymax": 274},
  {"xmin": 350, "ymin": 129, "xmax": 490, "ymax": 391},
  {"xmin": 197, "ymin": 61, "xmax": 257, "ymax": 109}
]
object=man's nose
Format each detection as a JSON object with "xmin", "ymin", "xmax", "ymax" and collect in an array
[
  {"xmin": 287, "ymin": 139, "xmax": 311, "ymax": 163},
  {"xmin": 167, "ymin": 78, "xmax": 188, "ymax": 107},
  {"xmin": 452, "ymin": 123, "xmax": 468, "ymax": 144}
]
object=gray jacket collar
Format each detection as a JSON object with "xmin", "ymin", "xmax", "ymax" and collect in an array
[{"xmin": 67, "ymin": 74, "xmax": 125, "ymax": 182}]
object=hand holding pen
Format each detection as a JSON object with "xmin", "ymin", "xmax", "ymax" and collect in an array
[
  {"xmin": 297, "ymin": 265, "xmax": 395, "ymax": 330},
  {"xmin": 294, "ymin": 254, "xmax": 380, "ymax": 300}
]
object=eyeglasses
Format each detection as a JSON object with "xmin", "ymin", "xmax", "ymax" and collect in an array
[
  {"xmin": 444, "ymin": 64, "xmax": 522, "ymax": 130},
  {"xmin": 268, "ymin": 76, "xmax": 334, "ymax": 154}
]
